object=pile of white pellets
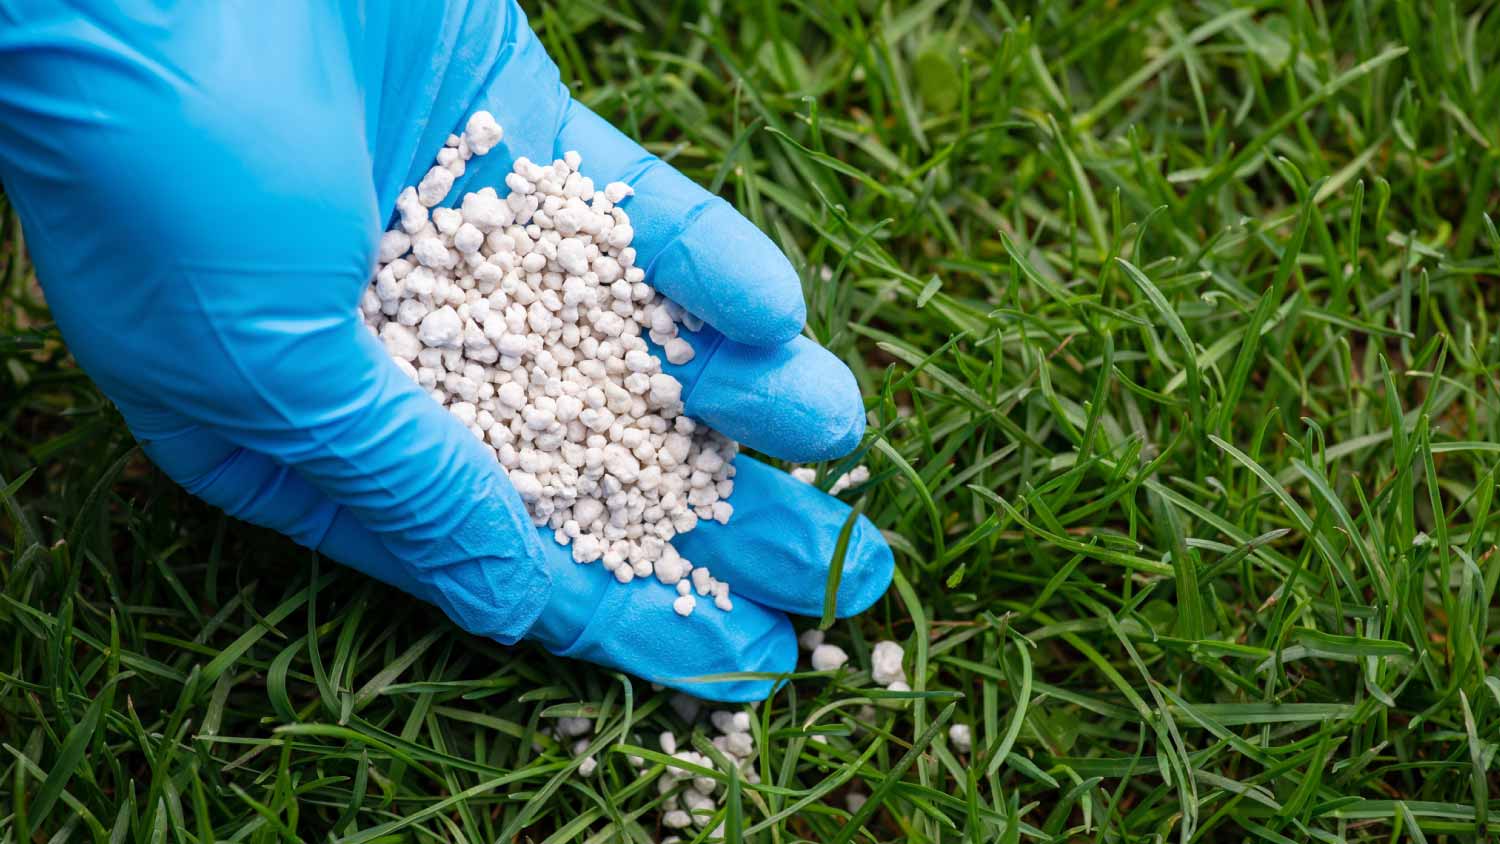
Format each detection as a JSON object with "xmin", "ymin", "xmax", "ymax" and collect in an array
[
  {"xmin": 544, "ymin": 655, "xmax": 977, "ymax": 838},
  {"xmin": 362, "ymin": 111, "xmax": 738, "ymax": 616},
  {"xmin": 547, "ymin": 695, "xmax": 759, "ymax": 839},
  {"xmin": 656, "ymin": 706, "xmax": 760, "ymax": 836}
]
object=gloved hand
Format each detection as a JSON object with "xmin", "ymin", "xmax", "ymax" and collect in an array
[{"xmin": 0, "ymin": 0, "xmax": 893, "ymax": 701}]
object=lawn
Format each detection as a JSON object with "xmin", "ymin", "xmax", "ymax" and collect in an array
[{"xmin": 4, "ymin": 1, "xmax": 1500, "ymax": 841}]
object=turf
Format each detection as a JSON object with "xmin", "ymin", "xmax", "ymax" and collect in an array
[{"xmin": 4, "ymin": 1, "xmax": 1500, "ymax": 841}]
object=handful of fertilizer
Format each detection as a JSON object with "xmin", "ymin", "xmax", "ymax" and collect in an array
[{"xmin": 362, "ymin": 111, "xmax": 736, "ymax": 617}]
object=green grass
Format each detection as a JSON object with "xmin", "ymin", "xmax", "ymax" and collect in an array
[{"xmin": 5, "ymin": 1, "xmax": 1500, "ymax": 841}]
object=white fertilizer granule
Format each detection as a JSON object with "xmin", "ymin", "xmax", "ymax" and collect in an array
[
  {"xmin": 797, "ymin": 628, "xmax": 825, "ymax": 652},
  {"xmin": 810, "ymin": 643, "xmax": 849, "ymax": 671},
  {"xmin": 554, "ymin": 716, "xmax": 593, "ymax": 738},
  {"xmin": 948, "ymin": 723, "xmax": 972, "ymax": 754},
  {"xmin": 363, "ymin": 111, "xmax": 740, "ymax": 617},
  {"xmin": 870, "ymin": 640, "xmax": 906, "ymax": 687}
]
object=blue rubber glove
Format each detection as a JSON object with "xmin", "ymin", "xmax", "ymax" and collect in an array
[{"xmin": 0, "ymin": 1, "xmax": 893, "ymax": 700}]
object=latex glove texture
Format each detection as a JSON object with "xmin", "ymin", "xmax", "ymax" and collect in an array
[{"xmin": 0, "ymin": 0, "xmax": 893, "ymax": 700}]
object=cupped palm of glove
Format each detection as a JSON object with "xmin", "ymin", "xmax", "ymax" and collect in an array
[{"xmin": 0, "ymin": 0, "xmax": 894, "ymax": 701}]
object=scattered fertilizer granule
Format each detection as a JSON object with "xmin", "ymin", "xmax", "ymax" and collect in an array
[
  {"xmin": 948, "ymin": 723, "xmax": 973, "ymax": 754},
  {"xmin": 571, "ymin": 738, "xmax": 598, "ymax": 776},
  {"xmin": 363, "ymin": 111, "xmax": 740, "ymax": 617},
  {"xmin": 870, "ymin": 640, "xmax": 906, "ymax": 687},
  {"xmin": 797, "ymin": 628, "xmax": 825, "ymax": 652},
  {"xmin": 809, "ymin": 643, "xmax": 849, "ymax": 671},
  {"xmin": 554, "ymin": 716, "xmax": 593, "ymax": 738}
]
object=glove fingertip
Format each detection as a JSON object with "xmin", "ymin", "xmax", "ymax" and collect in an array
[
  {"xmin": 681, "ymin": 335, "xmax": 866, "ymax": 462},
  {"xmin": 699, "ymin": 200, "xmax": 810, "ymax": 346},
  {"xmin": 670, "ymin": 611, "xmax": 797, "ymax": 702},
  {"xmin": 794, "ymin": 391, "xmax": 866, "ymax": 463},
  {"xmin": 679, "ymin": 201, "xmax": 806, "ymax": 346},
  {"xmin": 832, "ymin": 514, "xmax": 895, "ymax": 619}
]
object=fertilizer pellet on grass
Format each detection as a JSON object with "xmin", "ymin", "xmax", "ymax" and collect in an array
[
  {"xmin": 870, "ymin": 639, "xmax": 906, "ymax": 686},
  {"xmin": 365, "ymin": 111, "xmax": 739, "ymax": 617},
  {"xmin": 809, "ymin": 643, "xmax": 849, "ymax": 671},
  {"xmin": 797, "ymin": 628, "xmax": 825, "ymax": 652},
  {"xmin": 948, "ymin": 723, "xmax": 972, "ymax": 754},
  {"xmin": 550, "ymin": 703, "xmax": 761, "ymax": 835}
]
